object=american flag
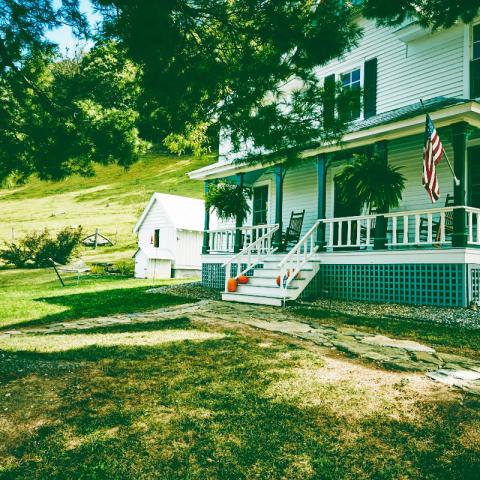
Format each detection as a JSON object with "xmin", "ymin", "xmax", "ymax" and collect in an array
[{"xmin": 422, "ymin": 114, "xmax": 444, "ymax": 203}]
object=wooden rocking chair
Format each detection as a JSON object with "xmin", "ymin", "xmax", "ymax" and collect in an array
[{"xmin": 281, "ymin": 210, "xmax": 305, "ymax": 249}]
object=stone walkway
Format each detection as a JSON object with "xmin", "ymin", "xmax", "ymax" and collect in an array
[{"xmin": 2, "ymin": 299, "xmax": 480, "ymax": 395}]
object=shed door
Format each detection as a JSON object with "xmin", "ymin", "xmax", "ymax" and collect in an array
[{"xmin": 253, "ymin": 185, "xmax": 269, "ymax": 225}]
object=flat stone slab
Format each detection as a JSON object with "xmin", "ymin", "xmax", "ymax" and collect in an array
[
  {"xmin": 434, "ymin": 369, "xmax": 480, "ymax": 381},
  {"xmin": 426, "ymin": 369, "xmax": 480, "ymax": 395},
  {"xmin": 361, "ymin": 335, "xmax": 436, "ymax": 353}
]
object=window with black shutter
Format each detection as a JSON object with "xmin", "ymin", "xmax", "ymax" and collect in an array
[
  {"xmin": 154, "ymin": 229, "xmax": 160, "ymax": 248},
  {"xmin": 364, "ymin": 58, "xmax": 377, "ymax": 118},
  {"xmin": 471, "ymin": 24, "xmax": 480, "ymax": 98}
]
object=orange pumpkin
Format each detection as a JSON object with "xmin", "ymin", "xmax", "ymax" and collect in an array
[
  {"xmin": 238, "ymin": 275, "xmax": 249, "ymax": 284},
  {"xmin": 227, "ymin": 278, "xmax": 238, "ymax": 292}
]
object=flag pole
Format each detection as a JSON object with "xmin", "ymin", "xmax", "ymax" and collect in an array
[{"xmin": 420, "ymin": 99, "xmax": 460, "ymax": 187}]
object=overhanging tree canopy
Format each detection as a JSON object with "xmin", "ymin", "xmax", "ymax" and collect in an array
[{"xmin": 1, "ymin": 0, "xmax": 479, "ymax": 182}]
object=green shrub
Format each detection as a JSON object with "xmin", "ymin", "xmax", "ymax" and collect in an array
[
  {"xmin": 0, "ymin": 227, "xmax": 83, "ymax": 268},
  {"xmin": 90, "ymin": 264, "xmax": 106, "ymax": 275},
  {"xmin": 114, "ymin": 259, "xmax": 134, "ymax": 276}
]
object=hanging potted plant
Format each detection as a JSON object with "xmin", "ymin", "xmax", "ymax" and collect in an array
[
  {"xmin": 335, "ymin": 151, "xmax": 406, "ymax": 246},
  {"xmin": 206, "ymin": 181, "xmax": 252, "ymax": 224}
]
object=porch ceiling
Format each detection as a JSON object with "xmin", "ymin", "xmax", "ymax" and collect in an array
[{"xmin": 188, "ymin": 97, "xmax": 480, "ymax": 181}]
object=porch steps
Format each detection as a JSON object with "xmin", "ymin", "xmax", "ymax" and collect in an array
[
  {"xmin": 221, "ymin": 256, "xmax": 320, "ymax": 306},
  {"xmin": 222, "ymin": 292, "xmax": 285, "ymax": 307}
]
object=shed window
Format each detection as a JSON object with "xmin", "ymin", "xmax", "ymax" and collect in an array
[{"xmin": 153, "ymin": 229, "xmax": 160, "ymax": 248}]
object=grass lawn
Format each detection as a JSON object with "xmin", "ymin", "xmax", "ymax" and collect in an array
[
  {"xmin": 0, "ymin": 268, "xmax": 193, "ymax": 331},
  {"xmin": 1, "ymin": 269, "xmax": 480, "ymax": 479},
  {"xmin": 0, "ymin": 152, "xmax": 213, "ymax": 264}
]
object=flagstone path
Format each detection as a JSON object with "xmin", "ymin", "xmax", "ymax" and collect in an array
[{"xmin": 2, "ymin": 299, "xmax": 480, "ymax": 394}]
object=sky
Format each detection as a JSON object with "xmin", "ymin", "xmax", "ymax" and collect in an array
[{"xmin": 45, "ymin": 0, "xmax": 103, "ymax": 56}]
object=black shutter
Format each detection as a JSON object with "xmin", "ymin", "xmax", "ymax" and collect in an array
[
  {"xmin": 471, "ymin": 59, "xmax": 480, "ymax": 98},
  {"xmin": 363, "ymin": 58, "xmax": 377, "ymax": 118},
  {"xmin": 323, "ymin": 74, "xmax": 336, "ymax": 128}
]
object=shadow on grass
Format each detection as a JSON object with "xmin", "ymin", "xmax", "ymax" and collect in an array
[
  {"xmin": 0, "ymin": 286, "xmax": 195, "ymax": 332},
  {"xmin": 1, "ymin": 334, "xmax": 480, "ymax": 480}
]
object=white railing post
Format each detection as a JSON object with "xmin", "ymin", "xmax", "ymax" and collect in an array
[
  {"xmin": 403, "ymin": 215, "xmax": 408, "ymax": 245},
  {"xmin": 468, "ymin": 211, "xmax": 473, "ymax": 244},
  {"xmin": 439, "ymin": 212, "xmax": 446, "ymax": 244},
  {"xmin": 414, "ymin": 215, "xmax": 420, "ymax": 244},
  {"xmin": 476, "ymin": 213, "xmax": 480, "ymax": 244},
  {"xmin": 427, "ymin": 213, "xmax": 433, "ymax": 244},
  {"xmin": 392, "ymin": 216, "xmax": 397, "ymax": 246},
  {"xmin": 366, "ymin": 218, "xmax": 371, "ymax": 247}
]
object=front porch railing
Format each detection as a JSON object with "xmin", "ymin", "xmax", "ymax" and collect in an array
[
  {"xmin": 207, "ymin": 224, "xmax": 278, "ymax": 254},
  {"xmin": 321, "ymin": 205, "xmax": 480, "ymax": 250}
]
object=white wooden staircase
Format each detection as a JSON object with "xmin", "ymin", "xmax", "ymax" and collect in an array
[{"xmin": 221, "ymin": 221, "xmax": 321, "ymax": 306}]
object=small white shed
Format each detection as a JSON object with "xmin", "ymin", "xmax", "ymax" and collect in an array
[{"xmin": 133, "ymin": 193, "xmax": 205, "ymax": 279}]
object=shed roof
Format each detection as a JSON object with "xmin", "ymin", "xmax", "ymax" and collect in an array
[{"xmin": 133, "ymin": 193, "xmax": 204, "ymax": 233}]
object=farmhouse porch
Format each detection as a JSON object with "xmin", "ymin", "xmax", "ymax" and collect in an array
[{"xmin": 189, "ymin": 97, "xmax": 480, "ymax": 307}]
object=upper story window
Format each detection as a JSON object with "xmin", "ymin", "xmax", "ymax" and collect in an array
[
  {"xmin": 471, "ymin": 24, "xmax": 480, "ymax": 98},
  {"xmin": 341, "ymin": 68, "xmax": 361, "ymax": 90},
  {"xmin": 322, "ymin": 58, "xmax": 377, "ymax": 127},
  {"xmin": 474, "ymin": 24, "xmax": 480, "ymax": 60},
  {"xmin": 340, "ymin": 68, "xmax": 361, "ymax": 120}
]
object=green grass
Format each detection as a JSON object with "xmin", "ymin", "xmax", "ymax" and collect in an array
[
  {"xmin": 0, "ymin": 152, "xmax": 213, "ymax": 263},
  {"xmin": 294, "ymin": 307, "xmax": 480, "ymax": 358},
  {"xmin": 1, "ymin": 320, "xmax": 480, "ymax": 479},
  {"xmin": 0, "ymin": 268, "xmax": 194, "ymax": 330},
  {"xmin": 0, "ymin": 269, "xmax": 480, "ymax": 479}
]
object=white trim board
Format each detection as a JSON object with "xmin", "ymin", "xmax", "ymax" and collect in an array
[{"xmin": 313, "ymin": 248, "xmax": 480, "ymax": 265}]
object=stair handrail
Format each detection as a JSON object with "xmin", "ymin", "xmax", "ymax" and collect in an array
[
  {"xmin": 222, "ymin": 224, "xmax": 279, "ymax": 292},
  {"xmin": 278, "ymin": 220, "xmax": 321, "ymax": 294}
]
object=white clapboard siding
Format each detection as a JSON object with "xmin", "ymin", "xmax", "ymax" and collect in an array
[
  {"xmin": 138, "ymin": 201, "xmax": 176, "ymax": 250},
  {"xmin": 315, "ymin": 17, "xmax": 466, "ymax": 114},
  {"xmin": 281, "ymin": 160, "xmax": 318, "ymax": 236},
  {"xmin": 217, "ymin": 16, "xmax": 468, "ymax": 163},
  {"xmin": 324, "ymin": 134, "xmax": 455, "ymax": 220}
]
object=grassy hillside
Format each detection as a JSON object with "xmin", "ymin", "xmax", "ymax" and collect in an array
[{"xmin": 0, "ymin": 153, "xmax": 213, "ymax": 263}]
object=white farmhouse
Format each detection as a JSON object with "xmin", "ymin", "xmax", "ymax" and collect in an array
[
  {"xmin": 189, "ymin": 14, "xmax": 480, "ymax": 308},
  {"xmin": 133, "ymin": 193, "xmax": 205, "ymax": 279}
]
